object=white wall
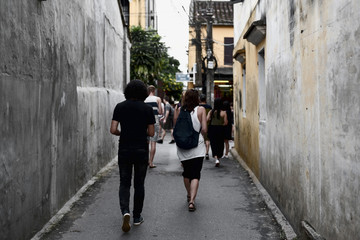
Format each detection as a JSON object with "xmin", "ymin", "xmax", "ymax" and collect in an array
[
  {"xmin": 233, "ymin": 0, "xmax": 360, "ymax": 239},
  {"xmin": 233, "ymin": 0, "xmax": 258, "ymax": 44}
]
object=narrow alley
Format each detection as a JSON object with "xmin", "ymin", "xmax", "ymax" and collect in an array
[
  {"xmin": 36, "ymin": 135, "xmax": 283, "ymax": 240},
  {"xmin": 2, "ymin": 1, "xmax": 359, "ymax": 239}
]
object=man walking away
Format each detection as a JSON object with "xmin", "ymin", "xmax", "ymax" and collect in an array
[
  {"xmin": 110, "ymin": 80, "xmax": 155, "ymax": 232},
  {"xmin": 158, "ymin": 100, "xmax": 165, "ymax": 140},
  {"xmin": 158, "ymin": 96, "xmax": 175, "ymax": 144},
  {"xmin": 144, "ymin": 85, "xmax": 163, "ymax": 168}
]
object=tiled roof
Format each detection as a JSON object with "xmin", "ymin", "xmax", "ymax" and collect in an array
[{"xmin": 190, "ymin": 0, "xmax": 233, "ymax": 26}]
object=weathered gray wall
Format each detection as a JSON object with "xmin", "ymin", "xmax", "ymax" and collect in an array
[
  {"xmin": 0, "ymin": 1, "xmax": 129, "ymax": 239},
  {"xmin": 233, "ymin": 0, "xmax": 360, "ymax": 239}
]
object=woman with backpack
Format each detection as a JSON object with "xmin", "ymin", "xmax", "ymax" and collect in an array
[
  {"xmin": 207, "ymin": 98, "xmax": 228, "ymax": 167},
  {"xmin": 173, "ymin": 89, "xmax": 207, "ymax": 212}
]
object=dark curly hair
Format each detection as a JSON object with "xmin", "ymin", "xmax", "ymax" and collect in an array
[
  {"xmin": 223, "ymin": 100, "xmax": 231, "ymax": 111},
  {"xmin": 182, "ymin": 89, "xmax": 199, "ymax": 112},
  {"xmin": 124, "ymin": 79, "xmax": 148, "ymax": 101}
]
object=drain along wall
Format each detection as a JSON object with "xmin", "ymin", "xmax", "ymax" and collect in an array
[
  {"xmin": 233, "ymin": 0, "xmax": 360, "ymax": 238},
  {"xmin": 0, "ymin": 1, "xmax": 129, "ymax": 239}
]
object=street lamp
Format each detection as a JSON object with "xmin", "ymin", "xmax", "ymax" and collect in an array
[{"xmin": 207, "ymin": 48, "xmax": 212, "ymax": 59}]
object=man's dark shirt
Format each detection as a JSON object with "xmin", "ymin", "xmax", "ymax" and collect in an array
[
  {"xmin": 199, "ymin": 103, "xmax": 212, "ymax": 114},
  {"xmin": 112, "ymin": 100, "xmax": 155, "ymax": 149}
]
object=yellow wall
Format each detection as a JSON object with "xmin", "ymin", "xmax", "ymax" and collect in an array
[
  {"xmin": 129, "ymin": 0, "xmax": 146, "ymax": 28},
  {"xmin": 232, "ymin": 12, "xmax": 263, "ymax": 177},
  {"xmin": 213, "ymin": 26, "xmax": 234, "ymax": 67},
  {"xmin": 188, "ymin": 25, "xmax": 234, "ymax": 72},
  {"xmin": 187, "ymin": 26, "xmax": 197, "ymax": 70}
]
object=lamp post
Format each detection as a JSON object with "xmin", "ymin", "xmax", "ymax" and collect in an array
[
  {"xmin": 194, "ymin": 20, "xmax": 202, "ymax": 87},
  {"xmin": 206, "ymin": 9, "xmax": 214, "ymax": 106}
]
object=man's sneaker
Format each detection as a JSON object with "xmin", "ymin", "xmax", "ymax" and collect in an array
[
  {"xmin": 157, "ymin": 139, "xmax": 163, "ymax": 144},
  {"xmin": 215, "ymin": 159, "xmax": 220, "ymax": 167},
  {"xmin": 169, "ymin": 140, "xmax": 175, "ymax": 144},
  {"xmin": 122, "ymin": 213, "xmax": 131, "ymax": 232},
  {"xmin": 133, "ymin": 216, "xmax": 144, "ymax": 226},
  {"xmin": 205, "ymin": 154, "xmax": 209, "ymax": 160}
]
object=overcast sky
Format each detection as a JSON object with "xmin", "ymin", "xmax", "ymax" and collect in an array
[{"xmin": 156, "ymin": 0, "xmax": 192, "ymax": 73}]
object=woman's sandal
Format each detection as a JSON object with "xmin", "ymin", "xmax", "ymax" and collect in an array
[{"xmin": 188, "ymin": 202, "xmax": 196, "ymax": 212}]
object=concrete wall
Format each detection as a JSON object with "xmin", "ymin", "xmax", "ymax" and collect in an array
[
  {"xmin": 233, "ymin": 0, "xmax": 258, "ymax": 42},
  {"xmin": 233, "ymin": 0, "xmax": 360, "ymax": 239},
  {"xmin": 0, "ymin": 1, "xmax": 129, "ymax": 239}
]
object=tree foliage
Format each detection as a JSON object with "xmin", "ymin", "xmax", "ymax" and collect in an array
[
  {"xmin": 159, "ymin": 56, "xmax": 183, "ymax": 100},
  {"xmin": 130, "ymin": 26, "xmax": 183, "ymax": 100}
]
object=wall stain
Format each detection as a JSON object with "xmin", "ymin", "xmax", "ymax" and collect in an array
[{"xmin": 289, "ymin": 0, "xmax": 296, "ymax": 47}]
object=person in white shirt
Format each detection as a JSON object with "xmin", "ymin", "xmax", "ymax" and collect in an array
[
  {"xmin": 144, "ymin": 85, "xmax": 163, "ymax": 168},
  {"xmin": 173, "ymin": 89, "xmax": 207, "ymax": 211}
]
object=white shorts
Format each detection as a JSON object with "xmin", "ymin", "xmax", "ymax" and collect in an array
[{"xmin": 148, "ymin": 116, "xmax": 159, "ymax": 142}]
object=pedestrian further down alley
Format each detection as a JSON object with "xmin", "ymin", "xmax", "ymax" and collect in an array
[{"xmin": 35, "ymin": 135, "xmax": 284, "ymax": 240}]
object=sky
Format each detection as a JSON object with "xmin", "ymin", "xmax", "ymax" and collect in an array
[{"xmin": 156, "ymin": 0, "xmax": 192, "ymax": 73}]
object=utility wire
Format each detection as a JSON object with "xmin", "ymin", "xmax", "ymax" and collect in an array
[
  {"xmin": 212, "ymin": 39, "xmax": 234, "ymax": 46},
  {"xmin": 169, "ymin": 0, "xmax": 181, "ymax": 14}
]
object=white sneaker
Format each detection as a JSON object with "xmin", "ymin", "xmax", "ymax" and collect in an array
[
  {"xmin": 223, "ymin": 154, "xmax": 229, "ymax": 159},
  {"xmin": 122, "ymin": 213, "xmax": 131, "ymax": 232},
  {"xmin": 215, "ymin": 159, "xmax": 220, "ymax": 167}
]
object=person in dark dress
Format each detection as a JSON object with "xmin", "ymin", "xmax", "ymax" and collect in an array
[
  {"xmin": 110, "ymin": 80, "xmax": 155, "ymax": 232},
  {"xmin": 223, "ymin": 101, "xmax": 233, "ymax": 158},
  {"xmin": 207, "ymin": 98, "xmax": 228, "ymax": 167}
]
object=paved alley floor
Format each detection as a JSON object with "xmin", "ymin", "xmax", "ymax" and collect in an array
[{"xmin": 40, "ymin": 135, "xmax": 283, "ymax": 240}]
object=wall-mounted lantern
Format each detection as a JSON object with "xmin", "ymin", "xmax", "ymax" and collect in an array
[
  {"xmin": 233, "ymin": 48, "xmax": 246, "ymax": 64},
  {"xmin": 243, "ymin": 20, "xmax": 266, "ymax": 46}
]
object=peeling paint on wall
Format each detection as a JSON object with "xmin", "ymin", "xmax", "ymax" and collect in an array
[{"xmin": 233, "ymin": 0, "xmax": 360, "ymax": 239}]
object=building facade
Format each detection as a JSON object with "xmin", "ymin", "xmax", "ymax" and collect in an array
[
  {"xmin": 232, "ymin": 0, "xmax": 360, "ymax": 239},
  {"xmin": 129, "ymin": 0, "xmax": 157, "ymax": 29},
  {"xmin": 188, "ymin": 0, "xmax": 234, "ymax": 104},
  {"xmin": 0, "ymin": 1, "xmax": 130, "ymax": 239}
]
